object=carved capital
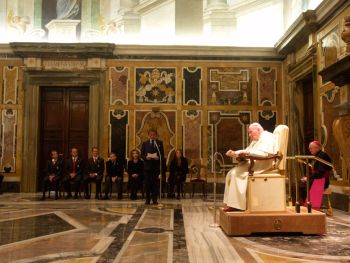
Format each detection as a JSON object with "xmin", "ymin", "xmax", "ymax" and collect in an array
[{"xmin": 341, "ymin": 16, "xmax": 350, "ymax": 52}]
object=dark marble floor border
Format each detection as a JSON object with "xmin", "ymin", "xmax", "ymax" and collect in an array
[
  {"xmin": 97, "ymin": 206, "xmax": 144, "ymax": 262},
  {"xmin": 173, "ymin": 208, "xmax": 189, "ymax": 263}
]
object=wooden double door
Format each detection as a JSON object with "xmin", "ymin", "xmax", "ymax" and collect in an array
[{"xmin": 38, "ymin": 87, "xmax": 89, "ymax": 190}]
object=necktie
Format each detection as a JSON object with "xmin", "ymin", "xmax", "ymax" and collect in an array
[{"xmin": 72, "ymin": 157, "xmax": 76, "ymax": 173}]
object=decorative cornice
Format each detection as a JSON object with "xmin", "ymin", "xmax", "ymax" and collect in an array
[
  {"xmin": 275, "ymin": 10, "xmax": 317, "ymax": 55},
  {"xmin": 318, "ymin": 55, "xmax": 350, "ymax": 87},
  {"xmin": 134, "ymin": 0, "xmax": 172, "ymax": 14},
  {"xmin": 113, "ymin": 44, "xmax": 284, "ymax": 60},
  {"xmin": 275, "ymin": 0, "xmax": 349, "ymax": 55},
  {"xmin": 10, "ymin": 42, "xmax": 115, "ymax": 59}
]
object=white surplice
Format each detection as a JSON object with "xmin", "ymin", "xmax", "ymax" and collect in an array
[{"xmin": 223, "ymin": 130, "xmax": 276, "ymax": 210}]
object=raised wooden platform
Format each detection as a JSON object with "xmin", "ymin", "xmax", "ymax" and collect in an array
[{"xmin": 220, "ymin": 206, "xmax": 326, "ymax": 236}]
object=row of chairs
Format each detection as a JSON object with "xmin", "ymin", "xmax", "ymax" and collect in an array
[{"xmin": 45, "ymin": 163, "xmax": 209, "ymax": 199}]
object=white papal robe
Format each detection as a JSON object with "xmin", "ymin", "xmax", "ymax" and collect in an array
[{"xmin": 223, "ymin": 130, "xmax": 276, "ymax": 210}]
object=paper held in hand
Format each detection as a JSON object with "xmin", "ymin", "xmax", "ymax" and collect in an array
[{"xmin": 147, "ymin": 153, "xmax": 158, "ymax": 159}]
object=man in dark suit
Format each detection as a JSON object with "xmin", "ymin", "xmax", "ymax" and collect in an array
[
  {"xmin": 84, "ymin": 147, "xmax": 105, "ymax": 199},
  {"xmin": 141, "ymin": 128, "xmax": 165, "ymax": 205},
  {"xmin": 63, "ymin": 147, "xmax": 84, "ymax": 199},
  {"xmin": 103, "ymin": 152, "xmax": 124, "ymax": 200},
  {"xmin": 41, "ymin": 149, "xmax": 64, "ymax": 200}
]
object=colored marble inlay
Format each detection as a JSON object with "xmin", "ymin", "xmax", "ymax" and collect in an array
[
  {"xmin": 208, "ymin": 111, "xmax": 251, "ymax": 168},
  {"xmin": 0, "ymin": 213, "xmax": 75, "ymax": 246},
  {"xmin": 97, "ymin": 207, "xmax": 144, "ymax": 262},
  {"xmin": 208, "ymin": 67, "xmax": 252, "ymax": 105},
  {"xmin": 109, "ymin": 67, "xmax": 129, "ymax": 105},
  {"xmin": 257, "ymin": 67, "xmax": 277, "ymax": 106},
  {"xmin": 135, "ymin": 111, "xmax": 176, "ymax": 160},
  {"xmin": 183, "ymin": 67, "xmax": 201, "ymax": 105},
  {"xmin": 135, "ymin": 68, "xmax": 176, "ymax": 104},
  {"xmin": 1, "ymin": 109, "xmax": 17, "ymax": 173},
  {"xmin": 109, "ymin": 110, "xmax": 128, "ymax": 159},
  {"xmin": 258, "ymin": 110, "xmax": 276, "ymax": 133},
  {"xmin": 183, "ymin": 111, "xmax": 202, "ymax": 164},
  {"xmin": 3, "ymin": 66, "xmax": 18, "ymax": 104}
]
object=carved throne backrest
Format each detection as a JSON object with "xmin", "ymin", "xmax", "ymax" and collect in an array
[{"xmin": 273, "ymin": 125, "xmax": 289, "ymax": 172}]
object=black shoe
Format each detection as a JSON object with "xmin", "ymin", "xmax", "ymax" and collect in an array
[
  {"xmin": 95, "ymin": 195, "xmax": 100, "ymax": 200},
  {"xmin": 74, "ymin": 195, "xmax": 78, "ymax": 199},
  {"xmin": 65, "ymin": 194, "xmax": 72, "ymax": 199},
  {"xmin": 176, "ymin": 195, "xmax": 180, "ymax": 200},
  {"xmin": 102, "ymin": 195, "xmax": 109, "ymax": 200},
  {"xmin": 55, "ymin": 195, "xmax": 59, "ymax": 200},
  {"xmin": 40, "ymin": 196, "xmax": 46, "ymax": 201},
  {"xmin": 145, "ymin": 200, "xmax": 150, "ymax": 205},
  {"xmin": 117, "ymin": 195, "xmax": 122, "ymax": 200},
  {"xmin": 153, "ymin": 201, "xmax": 159, "ymax": 205}
]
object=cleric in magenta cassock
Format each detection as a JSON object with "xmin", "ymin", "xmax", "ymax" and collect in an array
[{"xmin": 223, "ymin": 123, "xmax": 277, "ymax": 211}]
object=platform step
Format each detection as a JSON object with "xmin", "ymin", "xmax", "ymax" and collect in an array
[{"xmin": 220, "ymin": 206, "xmax": 326, "ymax": 236}]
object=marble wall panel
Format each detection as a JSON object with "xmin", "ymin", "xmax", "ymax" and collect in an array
[
  {"xmin": 207, "ymin": 67, "xmax": 252, "ymax": 105},
  {"xmin": 257, "ymin": 67, "xmax": 276, "ymax": 106},
  {"xmin": 258, "ymin": 110, "xmax": 277, "ymax": 133},
  {"xmin": 135, "ymin": 111, "xmax": 176, "ymax": 161},
  {"xmin": 321, "ymin": 88, "xmax": 341, "ymax": 175},
  {"xmin": 182, "ymin": 67, "xmax": 201, "ymax": 105},
  {"xmin": 109, "ymin": 66, "xmax": 129, "ymax": 105},
  {"xmin": 135, "ymin": 68, "xmax": 176, "ymax": 104},
  {"xmin": 208, "ymin": 111, "xmax": 251, "ymax": 170},
  {"xmin": 1, "ymin": 109, "xmax": 17, "ymax": 172},
  {"xmin": 109, "ymin": 110, "xmax": 128, "ymax": 159},
  {"xmin": 3, "ymin": 66, "xmax": 18, "ymax": 104},
  {"xmin": 182, "ymin": 110, "xmax": 202, "ymax": 165}
]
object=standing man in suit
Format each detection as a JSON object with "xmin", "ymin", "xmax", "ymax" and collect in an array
[
  {"xmin": 63, "ymin": 147, "xmax": 84, "ymax": 199},
  {"xmin": 103, "ymin": 152, "xmax": 125, "ymax": 200},
  {"xmin": 41, "ymin": 149, "xmax": 64, "ymax": 200},
  {"xmin": 84, "ymin": 147, "xmax": 105, "ymax": 199},
  {"xmin": 141, "ymin": 128, "xmax": 165, "ymax": 205}
]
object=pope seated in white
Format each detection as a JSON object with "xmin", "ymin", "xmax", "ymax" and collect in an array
[{"xmin": 223, "ymin": 123, "xmax": 276, "ymax": 212}]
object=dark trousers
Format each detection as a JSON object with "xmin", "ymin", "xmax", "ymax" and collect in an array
[
  {"xmin": 42, "ymin": 176, "xmax": 60, "ymax": 197},
  {"xmin": 129, "ymin": 176, "xmax": 141, "ymax": 199},
  {"xmin": 144, "ymin": 172, "xmax": 159, "ymax": 203},
  {"xmin": 105, "ymin": 176, "xmax": 123, "ymax": 199},
  {"xmin": 168, "ymin": 173, "xmax": 183, "ymax": 197},
  {"xmin": 83, "ymin": 176, "xmax": 102, "ymax": 198},
  {"xmin": 63, "ymin": 176, "xmax": 81, "ymax": 197}
]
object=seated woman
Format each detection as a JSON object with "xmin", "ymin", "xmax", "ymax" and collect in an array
[
  {"xmin": 298, "ymin": 140, "xmax": 332, "ymax": 204},
  {"xmin": 168, "ymin": 149, "xmax": 189, "ymax": 199},
  {"xmin": 127, "ymin": 149, "xmax": 144, "ymax": 200}
]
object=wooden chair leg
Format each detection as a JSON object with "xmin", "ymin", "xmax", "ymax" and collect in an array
[
  {"xmin": 327, "ymin": 195, "xmax": 333, "ymax": 216},
  {"xmin": 192, "ymin": 183, "xmax": 195, "ymax": 198}
]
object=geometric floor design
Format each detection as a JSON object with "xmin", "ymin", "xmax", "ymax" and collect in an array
[{"xmin": 0, "ymin": 193, "xmax": 349, "ymax": 263}]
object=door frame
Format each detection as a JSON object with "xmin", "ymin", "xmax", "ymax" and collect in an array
[{"xmin": 21, "ymin": 70, "xmax": 105, "ymax": 192}]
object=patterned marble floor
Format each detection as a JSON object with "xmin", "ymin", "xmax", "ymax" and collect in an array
[{"xmin": 0, "ymin": 193, "xmax": 349, "ymax": 263}]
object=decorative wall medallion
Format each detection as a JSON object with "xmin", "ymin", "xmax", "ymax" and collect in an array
[{"xmin": 135, "ymin": 68, "xmax": 176, "ymax": 104}]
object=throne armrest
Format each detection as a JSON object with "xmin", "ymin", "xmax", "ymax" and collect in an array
[{"xmin": 237, "ymin": 152, "xmax": 283, "ymax": 176}]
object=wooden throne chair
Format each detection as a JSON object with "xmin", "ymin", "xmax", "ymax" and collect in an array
[{"xmin": 246, "ymin": 124, "xmax": 289, "ymax": 212}]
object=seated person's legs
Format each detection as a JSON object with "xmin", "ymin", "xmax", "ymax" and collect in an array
[
  {"xmin": 116, "ymin": 176, "xmax": 123, "ymax": 199},
  {"xmin": 103, "ymin": 176, "xmax": 113, "ymax": 199}
]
